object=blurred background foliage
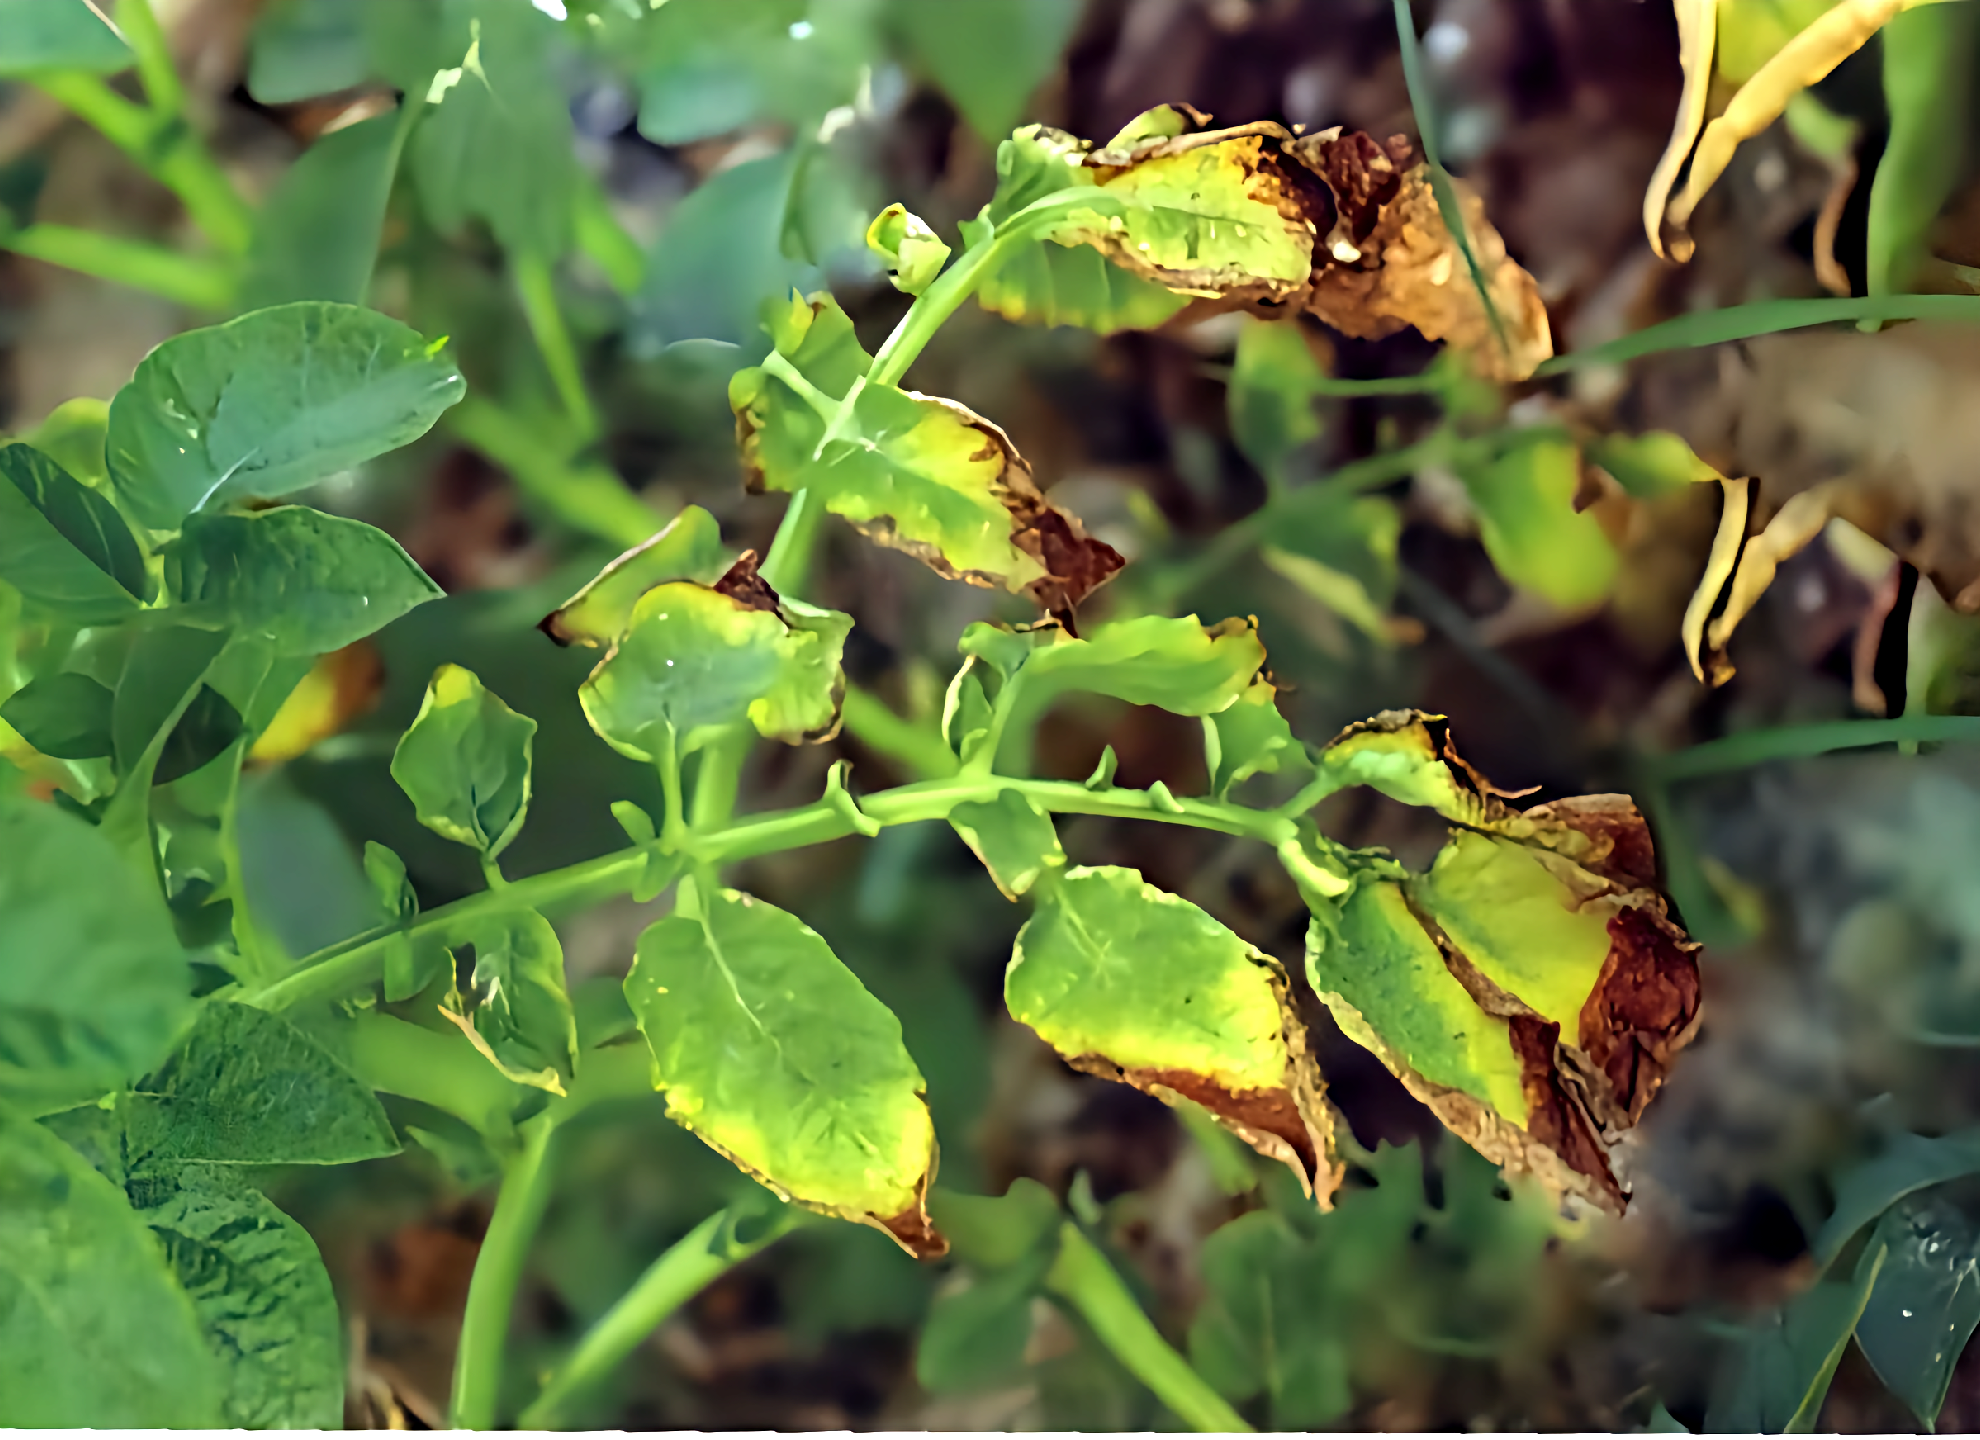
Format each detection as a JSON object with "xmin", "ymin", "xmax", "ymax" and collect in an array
[{"xmin": 13, "ymin": 0, "xmax": 1980, "ymax": 1430}]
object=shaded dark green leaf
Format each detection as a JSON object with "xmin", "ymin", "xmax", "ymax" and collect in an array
[
  {"xmin": 154, "ymin": 684, "xmax": 244, "ymax": 785},
  {"xmin": 1816, "ymin": 1128, "xmax": 1980, "ymax": 1263},
  {"xmin": 242, "ymin": 109, "xmax": 408, "ymax": 309},
  {"xmin": 1707, "ymin": 1241, "xmax": 1887, "ymax": 1434},
  {"xmin": 1854, "ymin": 1191, "xmax": 1980, "ymax": 1428},
  {"xmin": 0, "ymin": 0, "xmax": 133, "ymax": 76},
  {"xmin": 0, "ymin": 671, "xmax": 115, "ymax": 760},
  {"xmin": 0, "ymin": 443, "xmax": 149, "ymax": 623}
]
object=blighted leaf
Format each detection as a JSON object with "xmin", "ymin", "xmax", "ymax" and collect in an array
[
  {"xmin": 1663, "ymin": 1, "xmax": 1913, "ymax": 263},
  {"xmin": 0, "ymin": 1111, "xmax": 222, "ymax": 1427},
  {"xmin": 578, "ymin": 552, "xmax": 850, "ymax": 762},
  {"xmin": 949, "ymin": 789, "xmax": 1065, "ymax": 899},
  {"xmin": 166, "ymin": 507, "xmax": 442, "ymax": 657},
  {"xmin": 1007, "ymin": 865, "xmax": 1340, "ymax": 1199},
  {"xmin": 624, "ymin": 881, "xmax": 943, "ymax": 1255},
  {"xmin": 1708, "ymin": 1239, "xmax": 1887, "ymax": 1433},
  {"xmin": 1642, "ymin": 0, "xmax": 1718, "ymax": 261},
  {"xmin": 106, "ymin": 302, "xmax": 465, "ymax": 531},
  {"xmin": 444, "ymin": 910, "xmax": 577, "ymax": 1094},
  {"xmin": 1683, "ymin": 477, "xmax": 1751, "ymax": 686},
  {"xmin": 1204, "ymin": 675, "xmax": 1311, "ymax": 800},
  {"xmin": 136, "ymin": 1174, "xmax": 343, "ymax": 1428},
  {"xmin": 390, "ymin": 665, "xmax": 537, "ymax": 859},
  {"xmin": 963, "ymin": 613, "xmax": 1267, "ymax": 718},
  {"xmin": 1002, "ymin": 110, "xmax": 1550, "ymax": 380},
  {"xmin": 0, "ymin": 671, "xmax": 115, "ymax": 760},
  {"xmin": 1301, "ymin": 712, "xmax": 1702, "ymax": 1211},
  {"xmin": 866, "ymin": 204, "xmax": 951, "ymax": 296},
  {"xmin": 1852, "ymin": 1190, "xmax": 1980, "ymax": 1427},
  {"xmin": 0, "ymin": 0, "xmax": 133, "ymax": 75},
  {"xmin": 0, "ymin": 442, "xmax": 150, "ymax": 624},
  {"xmin": 248, "ymin": 643, "xmax": 384, "ymax": 764},
  {"xmin": 1459, "ymin": 432, "xmax": 1619, "ymax": 611},
  {"xmin": 0, "ymin": 796, "xmax": 195, "ymax": 1109},
  {"xmin": 539, "ymin": 506, "xmax": 728, "ymax": 647},
  {"xmin": 730, "ymin": 294, "xmax": 1124, "ymax": 615}
]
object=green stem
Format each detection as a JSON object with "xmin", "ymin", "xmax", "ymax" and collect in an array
[
  {"xmin": 759, "ymin": 351, "xmax": 839, "ymax": 424},
  {"xmin": 758, "ymin": 486, "xmax": 823, "ymax": 595},
  {"xmin": 1640, "ymin": 714, "xmax": 1980, "ymax": 784},
  {"xmin": 2, "ymin": 224, "xmax": 233, "ymax": 308},
  {"xmin": 513, "ymin": 251, "xmax": 600, "ymax": 440},
  {"xmin": 116, "ymin": 0, "xmax": 190, "ymax": 128},
  {"xmin": 446, "ymin": 393, "xmax": 657, "ymax": 550},
  {"xmin": 345, "ymin": 1010, "xmax": 520, "ymax": 1135},
  {"xmin": 838, "ymin": 682, "xmax": 958, "ymax": 780},
  {"xmin": 451, "ymin": 1116, "xmax": 559, "ymax": 1429},
  {"xmin": 655, "ymin": 728, "xmax": 685, "ymax": 849},
  {"xmin": 34, "ymin": 67, "xmax": 252, "ymax": 257},
  {"xmin": 1046, "ymin": 1221, "xmax": 1251, "ymax": 1433},
  {"xmin": 516, "ymin": 1203, "xmax": 806, "ymax": 1428},
  {"xmin": 245, "ymin": 776, "xmax": 1292, "ymax": 1014}
]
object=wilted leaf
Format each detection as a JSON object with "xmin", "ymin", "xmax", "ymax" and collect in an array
[
  {"xmin": 1007, "ymin": 865, "xmax": 1340, "ymax": 1199},
  {"xmin": 730, "ymin": 294, "xmax": 1124, "ymax": 615},
  {"xmin": 578, "ymin": 551, "xmax": 850, "ymax": 762},
  {"xmin": 1301, "ymin": 711, "xmax": 1701, "ymax": 1211},
  {"xmin": 625, "ymin": 880, "xmax": 943, "ymax": 1255},
  {"xmin": 995, "ymin": 108, "xmax": 1550, "ymax": 380},
  {"xmin": 390, "ymin": 665, "xmax": 537, "ymax": 859},
  {"xmin": 539, "ymin": 506, "xmax": 729, "ymax": 647}
]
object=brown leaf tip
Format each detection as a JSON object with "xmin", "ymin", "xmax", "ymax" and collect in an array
[{"xmin": 712, "ymin": 549, "xmax": 783, "ymax": 616}]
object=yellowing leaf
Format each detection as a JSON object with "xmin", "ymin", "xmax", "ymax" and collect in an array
[
  {"xmin": 730, "ymin": 295, "xmax": 1125, "ymax": 616},
  {"xmin": 248, "ymin": 644, "xmax": 384, "ymax": 765},
  {"xmin": 1008, "ymin": 866, "xmax": 1340, "ymax": 1200},
  {"xmin": 539, "ymin": 506, "xmax": 728, "ymax": 648},
  {"xmin": 864, "ymin": 203, "xmax": 951, "ymax": 296}
]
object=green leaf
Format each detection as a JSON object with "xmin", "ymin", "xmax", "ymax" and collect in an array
[
  {"xmin": 965, "ymin": 612, "xmax": 1267, "ymax": 718},
  {"xmin": 1584, "ymin": 430, "xmax": 1723, "ymax": 500},
  {"xmin": 1707, "ymin": 1240, "xmax": 1887, "ymax": 1434},
  {"xmin": 451, "ymin": 910, "xmax": 577, "ymax": 1094},
  {"xmin": 731, "ymin": 293, "xmax": 1123, "ymax": 610},
  {"xmin": 1204, "ymin": 676, "xmax": 1311, "ymax": 800},
  {"xmin": 153, "ymin": 683, "xmax": 245, "ymax": 786},
  {"xmin": 1853, "ymin": 1191, "xmax": 1980, "ymax": 1428},
  {"xmin": 0, "ymin": 797, "xmax": 194, "ymax": 1108},
  {"xmin": 1866, "ymin": 3, "xmax": 1976, "ymax": 298},
  {"xmin": 624, "ymin": 880, "xmax": 942, "ymax": 1253},
  {"xmin": 942, "ymin": 658, "xmax": 996, "ymax": 766},
  {"xmin": 0, "ymin": 442, "xmax": 150, "ymax": 623},
  {"xmin": 0, "ymin": 1110, "xmax": 221, "ymax": 1427},
  {"xmin": 166, "ymin": 506, "xmax": 443, "ymax": 656},
  {"xmin": 890, "ymin": 0, "xmax": 1082, "ymax": 144},
  {"xmin": 1261, "ymin": 489, "xmax": 1402, "ymax": 644},
  {"xmin": 136, "ymin": 1173, "xmax": 344, "ymax": 1428},
  {"xmin": 1814, "ymin": 1127, "xmax": 1980, "ymax": 1264},
  {"xmin": 1229, "ymin": 318, "xmax": 1327, "ymax": 480},
  {"xmin": 949, "ymin": 788, "xmax": 1065, "ymax": 899},
  {"xmin": 361, "ymin": 840, "xmax": 427, "ymax": 1002},
  {"xmin": 242, "ymin": 108, "xmax": 409, "ymax": 308},
  {"xmin": 0, "ymin": 671, "xmax": 115, "ymax": 760},
  {"xmin": 865, "ymin": 203, "xmax": 952, "ymax": 296},
  {"xmin": 578, "ymin": 557, "xmax": 851, "ymax": 762},
  {"xmin": 917, "ymin": 1253, "xmax": 1051, "ymax": 1394},
  {"xmin": 23, "ymin": 396, "xmax": 111, "ymax": 487},
  {"xmin": 1458, "ymin": 432, "xmax": 1618, "ymax": 610},
  {"xmin": 631, "ymin": 0, "xmax": 863, "ymax": 146},
  {"xmin": 390, "ymin": 664, "xmax": 537, "ymax": 858},
  {"xmin": 111, "ymin": 621, "xmax": 231, "ymax": 787},
  {"xmin": 929, "ymin": 1177, "xmax": 1063, "ymax": 1269},
  {"xmin": 410, "ymin": 0, "xmax": 578, "ymax": 259},
  {"xmin": 0, "ymin": 0, "xmax": 133, "ymax": 75},
  {"xmin": 115, "ymin": 1001, "xmax": 399, "ymax": 1168},
  {"xmin": 246, "ymin": 0, "xmax": 369, "ymax": 103},
  {"xmin": 539, "ymin": 506, "xmax": 729, "ymax": 647},
  {"xmin": 106, "ymin": 302, "xmax": 465, "ymax": 531},
  {"xmin": 1188, "ymin": 1209, "xmax": 1351, "ymax": 1429},
  {"xmin": 1008, "ymin": 865, "xmax": 1333, "ymax": 1194}
]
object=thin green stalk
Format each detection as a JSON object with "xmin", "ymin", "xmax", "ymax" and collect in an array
[
  {"xmin": 2, "ymin": 224, "xmax": 233, "ymax": 308},
  {"xmin": 517, "ymin": 1203, "xmax": 806, "ymax": 1428},
  {"xmin": 1641, "ymin": 714, "xmax": 1980, "ymax": 784},
  {"xmin": 513, "ymin": 252, "xmax": 600, "ymax": 440},
  {"xmin": 758, "ymin": 485, "xmax": 823, "ymax": 595},
  {"xmin": 246, "ymin": 775, "xmax": 1294, "ymax": 1014},
  {"xmin": 34, "ymin": 67, "xmax": 252, "ymax": 257},
  {"xmin": 344, "ymin": 1010, "xmax": 520, "ymax": 1135},
  {"xmin": 116, "ymin": 0, "xmax": 190, "ymax": 128},
  {"xmin": 446, "ymin": 393, "xmax": 658, "ymax": 551},
  {"xmin": 1046, "ymin": 1221, "xmax": 1251, "ymax": 1433},
  {"xmin": 451, "ymin": 1116, "xmax": 559, "ymax": 1429}
]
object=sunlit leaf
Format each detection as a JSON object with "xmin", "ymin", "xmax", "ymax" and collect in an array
[
  {"xmin": 866, "ymin": 204, "xmax": 952, "ymax": 296},
  {"xmin": 1204, "ymin": 675, "xmax": 1311, "ymax": 800},
  {"xmin": 539, "ymin": 506, "xmax": 729, "ymax": 648},
  {"xmin": 578, "ymin": 552, "xmax": 851, "ymax": 762},
  {"xmin": 948, "ymin": 788, "xmax": 1065, "ymax": 899},
  {"xmin": 390, "ymin": 664, "xmax": 537, "ymax": 859},
  {"xmin": 1459, "ymin": 432, "xmax": 1618, "ymax": 611},
  {"xmin": 1008, "ymin": 865, "xmax": 1339, "ymax": 1198},
  {"xmin": 1585, "ymin": 429, "xmax": 1725, "ymax": 500},
  {"xmin": 962, "ymin": 612, "xmax": 1267, "ymax": 719},
  {"xmin": 625, "ymin": 879, "xmax": 943, "ymax": 1255}
]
